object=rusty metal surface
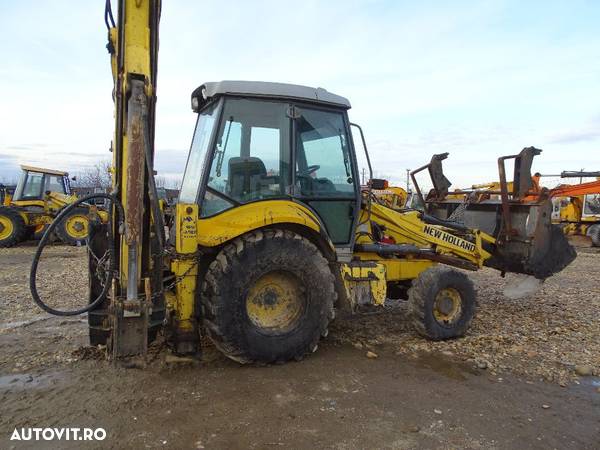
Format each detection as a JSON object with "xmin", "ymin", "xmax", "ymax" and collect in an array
[
  {"xmin": 482, "ymin": 200, "xmax": 577, "ymax": 279},
  {"xmin": 496, "ymin": 147, "xmax": 543, "ymax": 240},
  {"xmin": 410, "ymin": 153, "xmax": 451, "ymax": 205},
  {"xmin": 497, "ymin": 154, "xmax": 514, "ymax": 238},
  {"xmin": 125, "ymin": 80, "xmax": 147, "ymax": 246}
]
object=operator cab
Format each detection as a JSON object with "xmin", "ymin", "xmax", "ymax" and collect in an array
[
  {"xmin": 12, "ymin": 165, "xmax": 71, "ymax": 202},
  {"xmin": 180, "ymin": 81, "xmax": 361, "ymax": 246}
]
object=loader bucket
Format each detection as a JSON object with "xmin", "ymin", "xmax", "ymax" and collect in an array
[
  {"xmin": 463, "ymin": 199, "xmax": 577, "ymax": 279},
  {"xmin": 417, "ymin": 147, "xmax": 577, "ymax": 279}
]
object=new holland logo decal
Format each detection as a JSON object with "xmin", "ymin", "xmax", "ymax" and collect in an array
[{"xmin": 423, "ymin": 225, "xmax": 476, "ymax": 252}]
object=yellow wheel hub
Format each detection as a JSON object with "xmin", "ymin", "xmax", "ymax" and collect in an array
[
  {"xmin": 0, "ymin": 215, "xmax": 14, "ymax": 240},
  {"xmin": 65, "ymin": 215, "xmax": 89, "ymax": 239},
  {"xmin": 433, "ymin": 287, "xmax": 462, "ymax": 326},
  {"xmin": 246, "ymin": 271, "xmax": 305, "ymax": 333}
]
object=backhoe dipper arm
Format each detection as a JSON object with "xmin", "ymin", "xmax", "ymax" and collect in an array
[{"xmin": 105, "ymin": 0, "xmax": 162, "ymax": 357}]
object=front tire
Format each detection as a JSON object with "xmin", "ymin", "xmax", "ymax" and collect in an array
[
  {"xmin": 0, "ymin": 207, "xmax": 27, "ymax": 248},
  {"xmin": 56, "ymin": 208, "xmax": 90, "ymax": 246},
  {"xmin": 201, "ymin": 229, "xmax": 335, "ymax": 364},
  {"xmin": 408, "ymin": 266, "xmax": 476, "ymax": 340}
]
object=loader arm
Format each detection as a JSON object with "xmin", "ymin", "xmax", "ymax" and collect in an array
[{"xmin": 357, "ymin": 203, "xmax": 495, "ymax": 270}]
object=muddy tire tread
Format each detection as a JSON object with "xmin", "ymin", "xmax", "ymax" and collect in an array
[
  {"xmin": 201, "ymin": 229, "xmax": 336, "ymax": 364},
  {"xmin": 408, "ymin": 266, "xmax": 476, "ymax": 341}
]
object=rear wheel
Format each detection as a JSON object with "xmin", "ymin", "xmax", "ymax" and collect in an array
[
  {"xmin": 56, "ymin": 208, "xmax": 90, "ymax": 245},
  {"xmin": 0, "ymin": 207, "xmax": 27, "ymax": 247},
  {"xmin": 408, "ymin": 266, "xmax": 476, "ymax": 340},
  {"xmin": 201, "ymin": 229, "xmax": 335, "ymax": 364}
]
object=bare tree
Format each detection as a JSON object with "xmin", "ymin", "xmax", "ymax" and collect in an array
[
  {"xmin": 0, "ymin": 176, "xmax": 18, "ymax": 186},
  {"xmin": 72, "ymin": 160, "xmax": 112, "ymax": 189},
  {"xmin": 155, "ymin": 175, "xmax": 181, "ymax": 190},
  {"xmin": 155, "ymin": 175, "xmax": 167, "ymax": 188}
]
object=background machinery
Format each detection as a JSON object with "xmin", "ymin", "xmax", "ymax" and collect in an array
[
  {"xmin": 0, "ymin": 165, "xmax": 102, "ymax": 247},
  {"xmin": 370, "ymin": 180, "xmax": 409, "ymax": 210},
  {"xmin": 424, "ymin": 159, "xmax": 600, "ymax": 248},
  {"xmin": 29, "ymin": 1, "xmax": 576, "ymax": 364},
  {"xmin": 539, "ymin": 171, "xmax": 600, "ymax": 247}
]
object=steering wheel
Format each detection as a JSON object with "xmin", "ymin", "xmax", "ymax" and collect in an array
[{"xmin": 297, "ymin": 165, "xmax": 320, "ymax": 177}]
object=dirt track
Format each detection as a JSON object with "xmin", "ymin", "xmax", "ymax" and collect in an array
[{"xmin": 0, "ymin": 244, "xmax": 599, "ymax": 449}]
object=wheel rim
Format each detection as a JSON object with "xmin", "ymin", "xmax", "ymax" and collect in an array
[
  {"xmin": 433, "ymin": 287, "xmax": 462, "ymax": 326},
  {"xmin": 0, "ymin": 215, "xmax": 13, "ymax": 240},
  {"xmin": 65, "ymin": 215, "xmax": 88, "ymax": 239},
  {"xmin": 246, "ymin": 270, "xmax": 306, "ymax": 334}
]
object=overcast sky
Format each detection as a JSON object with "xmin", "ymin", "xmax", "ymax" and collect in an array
[{"xmin": 1, "ymin": 0, "xmax": 599, "ymax": 189}]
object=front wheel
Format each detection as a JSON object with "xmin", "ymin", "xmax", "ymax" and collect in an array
[
  {"xmin": 408, "ymin": 266, "xmax": 476, "ymax": 340},
  {"xmin": 201, "ymin": 229, "xmax": 336, "ymax": 364},
  {"xmin": 55, "ymin": 208, "xmax": 90, "ymax": 246}
]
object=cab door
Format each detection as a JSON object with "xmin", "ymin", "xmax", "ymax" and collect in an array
[{"xmin": 293, "ymin": 106, "xmax": 359, "ymax": 246}]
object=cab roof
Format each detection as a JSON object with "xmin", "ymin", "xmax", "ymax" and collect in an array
[
  {"xmin": 191, "ymin": 80, "xmax": 351, "ymax": 112},
  {"xmin": 20, "ymin": 165, "xmax": 68, "ymax": 176}
]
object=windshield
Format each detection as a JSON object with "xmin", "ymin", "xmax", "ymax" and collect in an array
[
  {"xmin": 179, "ymin": 101, "xmax": 220, "ymax": 203},
  {"xmin": 13, "ymin": 171, "xmax": 44, "ymax": 200}
]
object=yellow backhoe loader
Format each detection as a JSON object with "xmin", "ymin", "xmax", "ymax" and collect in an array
[
  {"xmin": 29, "ymin": 1, "xmax": 575, "ymax": 364},
  {"xmin": 0, "ymin": 165, "xmax": 106, "ymax": 247}
]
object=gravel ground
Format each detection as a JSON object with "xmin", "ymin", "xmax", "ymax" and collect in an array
[
  {"xmin": 0, "ymin": 244, "xmax": 598, "ymax": 385},
  {"xmin": 0, "ymin": 244, "xmax": 88, "ymax": 323},
  {"xmin": 0, "ymin": 244, "xmax": 599, "ymax": 449},
  {"xmin": 332, "ymin": 249, "xmax": 600, "ymax": 386}
]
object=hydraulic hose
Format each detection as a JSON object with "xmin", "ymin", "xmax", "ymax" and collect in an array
[{"xmin": 30, "ymin": 193, "xmax": 124, "ymax": 316}]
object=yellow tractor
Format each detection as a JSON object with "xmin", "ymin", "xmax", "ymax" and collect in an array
[
  {"xmin": 0, "ymin": 165, "xmax": 101, "ymax": 247},
  {"xmin": 30, "ymin": 1, "xmax": 576, "ymax": 364}
]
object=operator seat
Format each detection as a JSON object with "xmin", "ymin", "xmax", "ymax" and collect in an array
[{"xmin": 227, "ymin": 156, "xmax": 267, "ymax": 201}]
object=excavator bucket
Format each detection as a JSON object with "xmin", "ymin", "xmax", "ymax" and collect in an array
[{"xmin": 415, "ymin": 148, "xmax": 577, "ymax": 279}]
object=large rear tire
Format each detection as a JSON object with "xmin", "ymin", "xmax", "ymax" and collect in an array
[
  {"xmin": 55, "ymin": 208, "xmax": 90, "ymax": 246},
  {"xmin": 408, "ymin": 266, "xmax": 476, "ymax": 340},
  {"xmin": 201, "ymin": 229, "xmax": 336, "ymax": 364},
  {"xmin": 0, "ymin": 207, "xmax": 27, "ymax": 248}
]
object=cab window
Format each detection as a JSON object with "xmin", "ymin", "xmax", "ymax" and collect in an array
[
  {"xmin": 23, "ymin": 172, "xmax": 44, "ymax": 198},
  {"xmin": 295, "ymin": 108, "xmax": 355, "ymax": 197},
  {"xmin": 45, "ymin": 175, "xmax": 65, "ymax": 194},
  {"xmin": 201, "ymin": 98, "xmax": 290, "ymax": 217}
]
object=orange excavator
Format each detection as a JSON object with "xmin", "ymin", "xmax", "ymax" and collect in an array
[{"xmin": 533, "ymin": 172, "xmax": 600, "ymax": 247}]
